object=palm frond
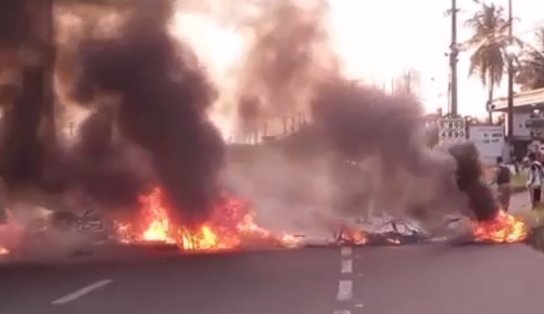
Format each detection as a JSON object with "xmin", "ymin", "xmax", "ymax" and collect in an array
[{"xmin": 466, "ymin": 1, "xmax": 515, "ymax": 89}]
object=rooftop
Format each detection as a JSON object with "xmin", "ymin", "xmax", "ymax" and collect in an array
[{"xmin": 493, "ymin": 87, "xmax": 544, "ymax": 112}]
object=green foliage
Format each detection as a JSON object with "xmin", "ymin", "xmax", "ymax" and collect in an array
[
  {"xmin": 465, "ymin": 3, "xmax": 519, "ymax": 110},
  {"xmin": 515, "ymin": 28, "xmax": 544, "ymax": 91}
]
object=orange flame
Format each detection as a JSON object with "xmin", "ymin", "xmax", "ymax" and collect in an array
[
  {"xmin": 338, "ymin": 228, "xmax": 368, "ymax": 245},
  {"xmin": 472, "ymin": 210, "xmax": 528, "ymax": 244},
  {"xmin": 140, "ymin": 189, "xmax": 176, "ymax": 244},
  {"xmin": 115, "ymin": 187, "xmax": 299, "ymax": 251}
]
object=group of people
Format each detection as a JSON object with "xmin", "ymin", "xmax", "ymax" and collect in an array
[{"xmin": 494, "ymin": 152, "xmax": 544, "ymax": 212}]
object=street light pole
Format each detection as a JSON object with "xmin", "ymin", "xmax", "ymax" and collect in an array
[{"xmin": 507, "ymin": 0, "xmax": 514, "ymax": 141}]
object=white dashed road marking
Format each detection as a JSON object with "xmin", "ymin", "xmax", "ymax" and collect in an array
[
  {"xmin": 337, "ymin": 280, "xmax": 353, "ymax": 301},
  {"xmin": 335, "ymin": 247, "xmax": 356, "ymax": 313},
  {"xmin": 340, "ymin": 247, "xmax": 352, "ymax": 257},
  {"xmin": 52, "ymin": 279, "xmax": 113, "ymax": 305},
  {"xmin": 341, "ymin": 259, "xmax": 353, "ymax": 274}
]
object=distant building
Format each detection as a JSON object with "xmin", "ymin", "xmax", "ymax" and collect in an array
[{"xmin": 492, "ymin": 87, "xmax": 544, "ymax": 159}]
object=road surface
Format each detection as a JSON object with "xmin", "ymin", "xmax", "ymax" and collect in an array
[
  {"xmin": 1, "ymin": 244, "xmax": 543, "ymax": 314},
  {"xmin": 511, "ymin": 191, "xmax": 531, "ymax": 213}
]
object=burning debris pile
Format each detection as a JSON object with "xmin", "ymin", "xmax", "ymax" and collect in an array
[
  {"xmin": 472, "ymin": 210, "xmax": 528, "ymax": 244},
  {"xmin": 334, "ymin": 218, "xmax": 428, "ymax": 246},
  {"xmin": 0, "ymin": 223, "xmax": 10, "ymax": 257},
  {"xmin": 0, "ymin": 0, "xmax": 533, "ymax": 260},
  {"xmin": 217, "ymin": 1, "xmax": 530, "ymax": 247},
  {"xmin": 69, "ymin": 0, "xmax": 225, "ymax": 226},
  {"xmin": 448, "ymin": 143, "xmax": 528, "ymax": 244},
  {"xmin": 114, "ymin": 188, "xmax": 299, "ymax": 251}
]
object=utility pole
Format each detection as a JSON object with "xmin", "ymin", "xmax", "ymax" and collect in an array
[
  {"xmin": 450, "ymin": 0, "xmax": 459, "ymax": 117},
  {"xmin": 507, "ymin": 0, "xmax": 514, "ymax": 142},
  {"xmin": 405, "ymin": 71, "xmax": 412, "ymax": 94}
]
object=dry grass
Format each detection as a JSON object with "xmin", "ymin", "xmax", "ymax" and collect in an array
[
  {"xmin": 522, "ymin": 207, "xmax": 544, "ymax": 250},
  {"xmin": 511, "ymin": 173, "xmax": 527, "ymax": 191}
]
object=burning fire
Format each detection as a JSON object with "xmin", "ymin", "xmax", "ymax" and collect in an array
[
  {"xmin": 337, "ymin": 228, "xmax": 368, "ymax": 245},
  {"xmin": 0, "ymin": 224, "xmax": 11, "ymax": 256},
  {"xmin": 472, "ymin": 210, "xmax": 528, "ymax": 244},
  {"xmin": 140, "ymin": 190, "xmax": 176, "ymax": 244},
  {"xmin": 116, "ymin": 188, "xmax": 299, "ymax": 251}
]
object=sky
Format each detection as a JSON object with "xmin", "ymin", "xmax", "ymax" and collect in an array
[
  {"xmin": 327, "ymin": 0, "xmax": 544, "ymax": 117},
  {"xmin": 171, "ymin": 0, "xmax": 544, "ymax": 124}
]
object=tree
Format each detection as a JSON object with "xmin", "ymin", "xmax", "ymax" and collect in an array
[
  {"xmin": 465, "ymin": 3, "xmax": 517, "ymax": 121},
  {"xmin": 515, "ymin": 28, "xmax": 544, "ymax": 91}
]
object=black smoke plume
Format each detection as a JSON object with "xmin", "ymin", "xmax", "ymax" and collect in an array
[
  {"xmin": 0, "ymin": 1, "xmax": 26, "ymax": 46},
  {"xmin": 63, "ymin": 109, "xmax": 148, "ymax": 208},
  {"xmin": 0, "ymin": 1, "xmax": 45, "ymax": 187},
  {"xmin": 1, "ymin": 67, "xmax": 46, "ymax": 187},
  {"xmin": 311, "ymin": 80, "xmax": 499, "ymax": 222},
  {"xmin": 71, "ymin": 0, "xmax": 224, "ymax": 224},
  {"xmin": 448, "ymin": 142, "xmax": 498, "ymax": 221},
  {"xmin": 227, "ymin": 1, "xmax": 498, "ymax": 226},
  {"xmin": 311, "ymin": 80, "xmax": 424, "ymax": 172},
  {"xmin": 308, "ymin": 79, "xmax": 463, "ymax": 220}
]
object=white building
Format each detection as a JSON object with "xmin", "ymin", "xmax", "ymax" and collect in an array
[{"xmin": 492, "ymin": 87, "xmax": 544, "ymax": 160}]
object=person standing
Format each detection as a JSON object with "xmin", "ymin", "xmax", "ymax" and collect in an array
[
  {"xmin": 495, "ymin": 157, "xmax": 512, "ymax": 211},
  {"xmin": 526, "ymin": 153, "xmax": 543, "ymax": 209}
]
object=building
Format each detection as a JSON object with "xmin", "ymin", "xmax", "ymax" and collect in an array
[{"xmin": 492, "ymin": 87, "xmax": 544, "ymax": 159}]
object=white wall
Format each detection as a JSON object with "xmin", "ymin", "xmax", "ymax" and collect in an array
[
  {"xmin": 507, "ymin": 112, "xmax": 532, "ymax": 138},
  {"xmin": 468, "ymin": 125, "xmax": 505, "ymax": 163}
]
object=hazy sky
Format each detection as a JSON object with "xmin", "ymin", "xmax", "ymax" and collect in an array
[
  {"xmin": 173, "ymin": 0, "xmax": 544, "ymax": 122},
  {"xmin": 328, "ymin": 0, "xmax": 544, "ymax": 117}
]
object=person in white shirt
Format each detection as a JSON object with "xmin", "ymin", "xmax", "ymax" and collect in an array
[{"xmin": 526, "ymin": 153, "xmax": 543, "ymax": 209}]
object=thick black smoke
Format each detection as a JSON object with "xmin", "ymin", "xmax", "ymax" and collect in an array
[
  {"xmin": 308, "ymin": 79, "xmax": 461, "ymax": 220},
  {"xmin": 448, "ymin": 142, "xmax": 498, "ymax": 221},
  {"xmin": 62, "ymin": 109, "xmax": 149, "ymax": 208},
  {"xmin": 71, "ymin": 1, "xmax": 224, "ymax": 224},
  {"xmin": 0, "ymin": 1, "xmax": 26, "ymax": 46},
  {"xmin": 0, "ymin": 1, "xmax": 46, "ymax": 187},
  {"xmin": 226, "ymin": 1, "xmax": 482, "ymax": 225},
  {"xmin": 310, "ymin": 80, "xmax": 499, "ymax": 221},
  {"xmin": 312, "ymin": 80, "xmax": 424, "ymax": 173},
  {"xmin": 1, "ymin": 68, "xmax": 46, "ymax": 186}
]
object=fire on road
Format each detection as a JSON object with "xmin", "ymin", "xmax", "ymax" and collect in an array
[{"xmin": 113, "ymin": 187, "xmax": 300, "ymax": 251}]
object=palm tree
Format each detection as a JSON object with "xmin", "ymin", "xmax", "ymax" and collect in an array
[
  {"xmin": 515, "ymin": 28, "xmax": 544, "ymax": 91},
  {"xmin": 465, "ymin": 3, "xmax": 518, "ymax": 122}
]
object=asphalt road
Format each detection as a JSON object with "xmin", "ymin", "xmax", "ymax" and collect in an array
[{"xmin": 1, "ymin": 244, "xmax": 543, "ymax": 314}]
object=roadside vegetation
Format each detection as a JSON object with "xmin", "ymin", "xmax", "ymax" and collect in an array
[
  {"xmin": 517, "ymin": 205, "xmax": 544, "ymax": 250},
  {"xmin": 511, "ymin": 172, "xmax": 527, "ymax": 193},
  {"xmin": 529, "ymin": 213, "xmax": 544, "ymax": 251}
]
